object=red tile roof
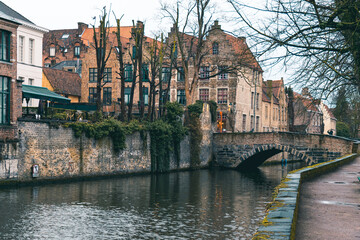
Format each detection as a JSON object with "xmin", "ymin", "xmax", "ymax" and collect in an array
[
  {"xmin": 43, "ymin": 68, "xmax": 81, "ymax": 97},
  {"xmin": 293, "ymin": 92, "xmax": 320, "ymax": 112},
  {"xmin": 81, "ymin": 26, "xmax": 155, "ymax": 48}
]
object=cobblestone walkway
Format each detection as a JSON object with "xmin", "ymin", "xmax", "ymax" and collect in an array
[{"xmin": 295, "ymin": 156, "xmax": 360, "ymax": 239}]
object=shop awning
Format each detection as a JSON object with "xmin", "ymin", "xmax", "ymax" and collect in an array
[{"xmin": 22, "ymin": 85, "xmax": 70, "ymax": 104}]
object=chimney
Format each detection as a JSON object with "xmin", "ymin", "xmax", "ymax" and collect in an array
[
  {"xmin": 78, "ymin": 22, "xmax": 88, "ymax": 36},
  {"xmin": 170, "ymin": 23, "xmax": 178, "ymax": 33},
  {"xmin": 211, "ymin": 20, "xmax": 221, "ymax": 30},
  {"xmin": 301, "ymin": 87, "xmax": 309, "ymax": 96}
]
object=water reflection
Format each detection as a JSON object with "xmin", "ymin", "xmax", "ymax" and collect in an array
[{"xmin": 0, "ymin": 162, "xmax": 304, "ymax": 239}]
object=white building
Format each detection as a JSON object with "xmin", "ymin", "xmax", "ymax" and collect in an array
[
  {"xmin": 0, "ymin": 2, "xmax": 48, "ymax": 107},
  {"xmin": 16, "ymin": 16, "xmax": 48, "ymax": 107}
]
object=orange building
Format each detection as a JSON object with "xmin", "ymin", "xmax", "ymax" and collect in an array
[{"xmin": 42, "ymin": 68, "xmax": 81, "ymax": 103}]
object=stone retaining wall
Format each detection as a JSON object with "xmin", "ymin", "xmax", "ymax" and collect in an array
[
  {"xmin": 0, "ymin": 103, "xmax": 214, "ymax": 184},
  {"xmin": 252, "ymin": 153, "xmax": 358, "ymax": 240}
]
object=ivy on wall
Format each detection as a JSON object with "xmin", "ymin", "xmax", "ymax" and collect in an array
[
  {"xmin": 65, "ymin": 102, "xmax": 187, "ymax": 173},
  {"xmin": 187, "ymin": 101, "xmax": 204, "ymax": 169},
  {"xmin": 149, "ymin": 102, "xmax": 187, "ymax": 172},
  {"xmin": 65, "ymin": 119, "xmax": 145, "ymax": 153}
]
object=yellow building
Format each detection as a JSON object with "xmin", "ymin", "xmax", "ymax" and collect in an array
[{"xmin": 42, "ymin": 68, "xmax": 81, "ymax": 103}]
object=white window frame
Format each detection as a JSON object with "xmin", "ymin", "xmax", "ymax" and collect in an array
[
  {"xmin": 29, "ymin": 39, "xmax": 34, "ymax": 64},
  {"xmin": 19, "ymin": 36, "xmax": 24, "ymax": 62}
]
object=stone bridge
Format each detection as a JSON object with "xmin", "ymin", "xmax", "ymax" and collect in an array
[{"xmin": 213, "ymin": 132, "xmax": 358, "ymax": 169}]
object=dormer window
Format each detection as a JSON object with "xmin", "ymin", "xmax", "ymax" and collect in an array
[
  {"xmin": 212, "ymin": 42, "xmax": 219, "ymax": 55},
  {"xmin": 74, "ymin": 46, "xmax": 80, "ymax": 57},
  {"xmin": 50, "ymin": 46, "xmax": 55, "ymax": 57}
]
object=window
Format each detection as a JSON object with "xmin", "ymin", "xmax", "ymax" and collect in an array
[
  {"xmin": 273, "ymin": 107, "xmax": 276, "ymax": 121},
  {"xmin": 103, "ymin": 87, "xmax": 112, "ymax": 105},
  {"xmin": 251, "ymin": 92, "xmax": 254, "ymax": 109},
  {"xmin": 177, "ymin": 67, "xmax": 184, "ymax": 82},
  {"xmin": 218, "ymin": 66, "xmax": 228, "ymax": 80},
  {"xmin": 74, "ymin": 46, "xmax": 80, "ymax": 57},
  {"xmin": 256, "ymin": 93, "xmax": 259, "ymax": 109},
  {"xmin": 0, "ymin": 76, "xmax": 10, "ymax": 124},
  {"xmin": 251, "ymin": 115, "xmax": 254, "ymax": 130},
  {"xmin": 170, "ymin": 43, "xmax": 178, "ymax": 58},
  {"xmin": 142, "ymin": 64, "xmax": 149, "ymax": 81},
  {"xmin": 29, "ymin": 39, "xmax": 34, "ymax": 64},
  {"xmin": 89, "ymin": 87, "xmax": 97, "ymax": 103},
  {"xmin": 212, "ymin": 42, "xmax": 218, "ymax": 55},
  {"xmin": 217, "ymin": 88, "xmax": 228, "ymax": 104},
  {"xmin": 125, "ymin": 64, "xmax": 133, "ymax": 82},
  {"xmin": 199, "ymin": 89, "xmax": 209, "ymax": 101},
  {"xmin": 89, "ymin": 68, "xmax": 97, "ymax": 82},
  {"xmin": 200, "ymin": 66, "xmax": 210, "ymax": 80},
  {"xmin": 177, "ymin": 89, "xmax": 186, "ymax": 105},
  {"xmin": 143, "ymin": 87, "xmax": 149, "ymax": 105},
  {"xmin": 162, "ymin": 67, "xmax": 171, "ymax": 82},
  {"xmin": 256, "ymin": 116, "xmax": 260, "ymax": 132},
  {"xmin": 28, "ymin": 78, "xmax": 34, "ymax": 85},
  {"xmin": 125, "ymin": 87, "xmax": 131, "ymax": 104},
  {"xmin": 161, "ymin": 91, "xmax": 170, "ymax": 102},
  {"xmin": 217, "ymin": 112, "xmax": 227, "ymax": 129},
  {"xmin": 0, "ymin": 30, "xmax": 11, "ymax": 62},
  {"xmin": 132, "ymin": 46, "xmax": 136, "ymax": 59},
  {"xmin": 103, "ymin": 68, "xmax": 112, "ymax": 82},
  {"xmin": 61, "ymin": 34, "xmax": 69, "ymax": 39},
  {"xmin": 242, "ymin": 114, "xmax": 246, "ymax": 131},
  {"xmin": 265, "ymin": 105, "xmax": 268, "ymax": 119},
  {"xmin": 19, "ymin": 36, "xmax": 24, "ymax": 62},
  {"xmin": 49, "ymin": 46, "xmax": 55, "ymax": 57}
]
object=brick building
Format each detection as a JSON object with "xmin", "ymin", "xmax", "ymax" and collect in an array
[
  {"xmin": 42, "ymin": 22, "xmax": 88, "ymax": 74},
  {"xmin": 0, "ymin": 10, "xmax": 22, "ymax": 140},
  {"xmin": 262, "ymin": 79, "xmax": 288, "ymax": 132},
  {"xmin": 292, "ymin": 88, "xmax": 323, "ymax": 134},
  {"xmin": 80, "ymin": 21, "xmax": 154, "ymax": 114},
  {"xmin": 167, "ymin": 21, "xmax": 263, "ymax": 132}
]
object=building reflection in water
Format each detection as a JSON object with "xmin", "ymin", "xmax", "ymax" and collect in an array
[{"xmin": 0, "ymin": 162, "xmax": 305, "ymax": 239}]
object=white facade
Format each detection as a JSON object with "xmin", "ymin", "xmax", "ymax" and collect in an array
[
  {"xmin": 234, "ymin": 68, "xmax": 262, "ymax": 132},
  {"xmin": 319, "ymin": 102, "xmax": 337, "ymax": 136},
  {"xmin": 17, "ymin": 22, "xmax": 48, "ymax": 107}
]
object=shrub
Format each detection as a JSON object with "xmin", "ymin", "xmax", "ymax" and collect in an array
[{"xmin": 336, "ymin": 121, "xmax": 351, "ymax": 138}]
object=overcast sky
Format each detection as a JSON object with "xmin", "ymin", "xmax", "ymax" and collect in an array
[
  {"xmin": 2, "ymin": 0, "xmax": 163, "ymax": 33},
  {"xmin": 2, "ymin": 0, "xmax": 289, "ymax": 81}
]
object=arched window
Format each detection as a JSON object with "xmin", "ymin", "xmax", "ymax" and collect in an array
[
  {"xmin": 212, "ymin": 42, "xmax": 219, "ymax": 55},
  {"xmin": 74, "ymin": 43, "xmax": 80, "ymax": 57}
]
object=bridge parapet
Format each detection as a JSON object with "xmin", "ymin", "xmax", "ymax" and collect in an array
[{"xmin": 213, "ymin": 132, "xmax": 353, "ymax": 169}]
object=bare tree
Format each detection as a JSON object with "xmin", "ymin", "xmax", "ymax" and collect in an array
[
  {"xmin": 126, "ymin": 21, "xmax": 145, "ymax": 121},
  {"xmin": 114, "ymin": 15, "xmax": 127, "ymax": 121},
  {"xmin": 228, "ymin": 0, "xmax": 360, "ymax": 97},
  {"xmin": 92, "ymin": 7, "xmax": 112, "ymax": 119},
  {"xmin": 162, "ymin": 0, "xmax": 215, "ymax": 105},
  {"xmin": 145, "ymin": 34, "xmax": 166, "ymax": 121}
]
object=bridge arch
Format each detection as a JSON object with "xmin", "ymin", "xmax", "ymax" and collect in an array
[
  {"xmin": 232, "ymin": 144, "xmax": 313, "ymax": 169},
  {"xmin": 213, "ymin": 132, "xmax": 353, "ymax": 169}
]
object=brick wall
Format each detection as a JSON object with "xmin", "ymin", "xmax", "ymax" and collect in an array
[{"xmin": 0, "ymin": 19, "xmax": 21, "ymax": 140}]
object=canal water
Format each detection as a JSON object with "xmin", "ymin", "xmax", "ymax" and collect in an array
[{"xmin": 0, "ymin": 162, "xmax": 304, "ymax": 240}]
